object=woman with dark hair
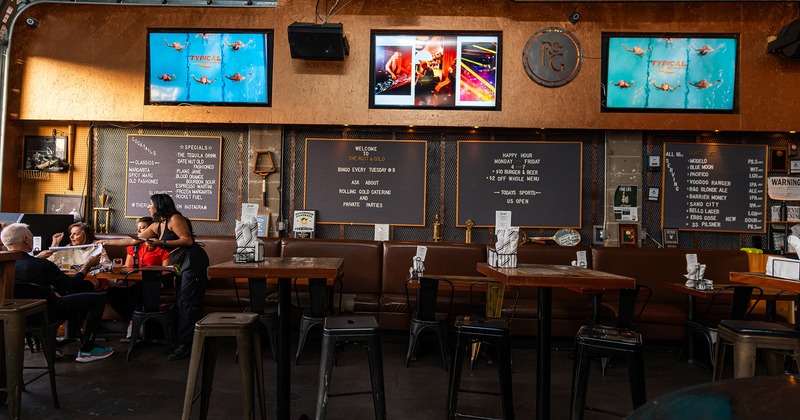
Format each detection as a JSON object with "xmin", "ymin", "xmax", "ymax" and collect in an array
[{"xmin": 102, "ymin": 193, "xmax": 209, "ymax": 360}]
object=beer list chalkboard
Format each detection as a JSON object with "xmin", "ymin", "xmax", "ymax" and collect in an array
[
  {"xmin": 457, "ymin": 141, "xmax": 583, "ymax": 228},
  {"xmin": 662, "ymin": 143, "xmax": 767, "ymax": 232},
  {"xmin": 125, "ymin": 135, "xmax": 222, "ymax": 221},
  {"xmin": 304, "ymin": 139, "xmax": 427, "ymax": 225}
]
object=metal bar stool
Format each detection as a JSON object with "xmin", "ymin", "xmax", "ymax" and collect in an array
[
  {"xmin": 315, "ymin": 315, "xmax": 386, "ymax": 420},
  {"xmin": 0, "ymin": 299, "xmax": 59, "ymax": 419},
  {"xmin": 447, "ymin": 316, "xmax": 514, "ymax": 420},
  {"xmin": 181, "ymin": 312, "xmax": 266, "ymax": 420},
  {"xmin": 125, "ymin": 269, "xmax": 175, "ymax": 361},
  {"xmin": 713, "ymin": 319, "xmax": 800, "ymax": 380},
  {"xmin": 296, "ymin": 278, "xmax": 342, "ymax": 365}
]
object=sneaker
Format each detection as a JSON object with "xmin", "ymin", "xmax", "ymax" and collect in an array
[{"xmin": 76, "ymin": 346, "xmax": 114, "ymax": 363}]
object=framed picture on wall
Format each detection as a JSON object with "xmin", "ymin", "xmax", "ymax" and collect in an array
[
  {"xmin": 663, "ymin": 228, "xmax": 679, "ymax": 248},
  {"xmin": 791, "ymin": 159, "xmax": 800, "ymax": 174},
  {"xmin": 619, "ymin": 224, "xmax": 638, "ymax": 247},
  {"xmin": 770, "ymin": 147, "xmax": 789, "ymax": 173},
  {"xmin": 24, "ymin": 135, "xmax": 69, "ymax": 172},
  {"xmin": 44, "ymin": 194, "xmax": 84, "ymax": 220},
  {"xmin": 647, "ymin": 187, "xmax": 660, "ymax": 202}
]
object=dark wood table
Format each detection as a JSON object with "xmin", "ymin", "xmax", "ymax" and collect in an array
[
  {"xmin": 476, "ymin": 263, "xmax": 636, "ymax": 420},
  {"xmin": 664, "ymin": 282, "xmax": 797, "ymax": 363},
  {"xmin": 730, "ymin": 271, "xmax": 800, "ymax": 331},
  {"xmin": 207, "ymin": 257, "xmax": 344, "ymax": 420}
]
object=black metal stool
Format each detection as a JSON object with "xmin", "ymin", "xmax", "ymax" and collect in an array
[
  {"xmin": 315, "ymin": 315, "xmax": 386, "ymax": 420},
  {"xmin": 296, "ymin": 278, "xmax": 340, "ymax": 365},
  {"xmin": 447, "ymin": 316, "xmax": 514, "ymax": 420},
  {"xmin": 570, "ymin": 286, "xmax": 649, "ymax": 419},
  {"xmin": 181, "ymin": 312, "xmax": 266, "ymax": 420},
  {"xmin": 405, "ymin": 276, "xmax": 453, "ymax": 371},
  {"xmin": 0, "ymin": 299, "xmax": 59, "ymax": 418},
  {"xmin": 125, "ymin": 269, "xmax": 174, "ymax": 361}
]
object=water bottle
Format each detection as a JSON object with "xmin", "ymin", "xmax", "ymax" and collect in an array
[{"xmin": 132, "ymin": 245, "xmax": 140, "ymax": 268}]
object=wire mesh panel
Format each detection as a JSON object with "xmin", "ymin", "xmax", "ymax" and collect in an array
[
  {"xmin": 93, "ymin": 125, "xmax": 247, "ymax": 236},
  {"xmin": 282, "ymin": 126, "xmax": 604, "ymax": 245}
]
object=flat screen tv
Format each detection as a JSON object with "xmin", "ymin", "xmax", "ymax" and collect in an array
[
  {"xmin": 146, "ymin": 29, "xmax": 273, "ymax": 106},
  {"xmin": 369, "ymin": 31, "xmax": 501, "ymax": 110},
  {"xmin": 601, "ymin": 33, "xmax": 738, "ymax": 113}
]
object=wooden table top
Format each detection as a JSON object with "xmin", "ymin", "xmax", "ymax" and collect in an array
[
  {"xmin": 730, "ymin": 271, "xmax": 800, "ymax": 294},
  {"xmin": 664, "ymin": 282, "xmax": 798, "ymax": 300},
  {"xmin": 208, "ymin": 257, "xmax": 344, "ymax": 279},
  {"xmin": 477, "ymin": 263, "xmax": 635, "ymax": 289}
]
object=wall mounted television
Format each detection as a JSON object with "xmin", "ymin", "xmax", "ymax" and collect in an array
[
  {"xmin": 601, "ymin": 33, "xmax": 738, "ymax": 113},
  {"xmin": 369, "ymin": 31, "xmax": 501, "ymax": 110},
  {"xmin": 146, "ymin": 29, "xmax": 273, "ymax": 106}
]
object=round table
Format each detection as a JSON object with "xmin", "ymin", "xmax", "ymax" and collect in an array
[{"xmin": 629, "ymin": 374, "xmax": 800, "ymax": 419}]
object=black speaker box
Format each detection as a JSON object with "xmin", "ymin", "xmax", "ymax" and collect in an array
[
  {"xmin": 288, "ymin": 22, "xmax": 349, "ymax": 60},
  {"xmin": 769, "ymin": 19, "xmax": 800, "ymax": 58}
]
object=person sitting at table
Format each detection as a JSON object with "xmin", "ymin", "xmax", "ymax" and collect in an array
[
  {"xmin": 100, "ymin": 193, "xmax": 209, "ymax": 361},
  {"xmin": 1, "ymin": 222, "xmax": 114, "ymax": 363},
  {"xmin": 38, "ymin": 222, "xmax": 109, "ymax": 281},
  {"xmin": 106, "ymin": 216, "xmax": 173, "ymax": 342}
]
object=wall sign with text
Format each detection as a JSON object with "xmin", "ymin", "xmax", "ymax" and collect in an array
[
  {"xmin": 661, "ymin": 143, "xmax": 766, "ymax": 232},
  {"xmin": 457, "ymin": 141, "xmax": 582, "ymax": 228},
  {"xmin": 125, "ymin": 135, "xmax": 222, "ymax": 221},
  {"xmin": 304, "ymin": 139, "xmax": 427, "ymax": 225}
]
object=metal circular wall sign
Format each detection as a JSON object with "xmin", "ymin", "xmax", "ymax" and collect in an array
[{"xmin": 523, "ymin": 27, "xmax": 582, "ymax": 87}]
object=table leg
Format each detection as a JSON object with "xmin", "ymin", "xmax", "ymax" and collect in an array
[
  {"xmin": 537, "ymin": 286, "xmax": 551, "ymax": 420},
  {"xmin": 686, "ymin": 295, "xmax": 696, "ymax": 363},
  {"xmin": 248, "ymin": 277, "xmax": 267, "ymax": 315},
  {"xmin": 277, "ymin": 277, "xmax": 291, "ymax": 420}
]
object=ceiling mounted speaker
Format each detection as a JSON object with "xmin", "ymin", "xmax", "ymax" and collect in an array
[{"xmin": 288, "ymin": 22, "xmax": 349, "ymax": 60}]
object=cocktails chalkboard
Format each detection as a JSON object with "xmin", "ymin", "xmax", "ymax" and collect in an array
[
  {"xmin": 304, "ymin": 139, "xmax": 426, "ymax": 225},
  {"xmin": 125, "ymin": 135, "xmax": 222, "ymax": 221},
  {"xmin": 457, "ymin": 141, "xmax": 582, "ymax": 228},
  {"xmin": 662, "ymin": 143, "xmax": 767, "ymax": 232}
]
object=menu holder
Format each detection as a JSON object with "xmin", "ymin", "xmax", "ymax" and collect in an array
[
  {"xmin": 488, "ymin": 248, "xmax": 517, "ymax": 268},
  {"xmin": 233, "ymin": 246, "xmax": 256, "ymax": 263},
  {"xmin": 767, "ymin": 256, "xmax": 800, "ymax": 281}
]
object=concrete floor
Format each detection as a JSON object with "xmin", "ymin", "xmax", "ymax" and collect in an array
[{"xmin": 4, "ymin": 327, "xmax": 730, "ymax": 419}]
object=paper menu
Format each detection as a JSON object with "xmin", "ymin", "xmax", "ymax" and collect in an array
[
  {"xmin": 495, "ymin": 211, "xmax": 512, "ymax": 230},
  {"xmin": 241, "ymin": 203, "xmax": 259, "ymax": 222}
]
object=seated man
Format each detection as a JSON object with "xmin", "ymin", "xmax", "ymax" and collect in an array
[{"xmin": 1, "ymin": 223, "xmax": 114, "ymax": 363}]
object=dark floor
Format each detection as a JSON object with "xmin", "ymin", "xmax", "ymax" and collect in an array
[{"xmin": 4, "ymin": 325, "xmax": 736, "ymax": 419}]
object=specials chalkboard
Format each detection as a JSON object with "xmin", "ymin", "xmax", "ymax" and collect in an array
[
  {"xmin": 662, "ymin": 143, "xmax": 767, "ymax": 232},
  {"xmin": 457, "ymin": 141, "xmax": 582, "ymax": 228},
  {"xmin": 125, "ymin": 135, "xmax": 222, "ymax": 221},
  {"xmin": 304, "ymin": 138, "xmax": 427, "ymax": 225}
]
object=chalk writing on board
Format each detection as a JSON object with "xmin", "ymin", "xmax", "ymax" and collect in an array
[
  {"xmin": 304, "ymin": 139, "xmax": 426, "ymax": 225},
  {"xmin": 126, "ymin": 135, "xmax": 222, "ymax": 221},
  {"xmin": 662, "ymin": 143, "xmax": 766, "ymax": 232},
  {"xmin": 457, "ymin": 141, "xmax": 582, "ymax": 228}
]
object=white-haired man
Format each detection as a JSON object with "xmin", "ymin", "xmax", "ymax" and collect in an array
[{"xmin": 1, "ymin": 223, "xmax": 113, "ymax": 363}]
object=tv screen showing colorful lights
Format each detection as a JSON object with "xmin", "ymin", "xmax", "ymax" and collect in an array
[
  {"xmin": 601, "ymin": 33, "xmax": 738, "ymax": 113},
  {"xmin": 146, "ymin": 29, "xmax": 273, "ymax": 106},
  {"xmin": 369, "ymin": 31, "xmax": 501, "ymax": 110}
]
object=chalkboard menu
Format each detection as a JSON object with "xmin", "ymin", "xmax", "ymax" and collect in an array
[
  {"xmin": 125, "ymin": 135, "xmax": 222, "ymax": 221},
  {"xmin": 304, "ymin": 139, "xmax": 426, "ymax": 225},
  {"xmin": 662, "ymin": 143, "xmax": 767, "ymax": 232},
  {"xmin": 457, "ymin": 141, "xmax": 582, "ymax": 227}
]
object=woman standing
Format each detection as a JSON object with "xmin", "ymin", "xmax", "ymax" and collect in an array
[{"xmin": 103, "ymin": 194, "xmax": 209, "ymax": 360}]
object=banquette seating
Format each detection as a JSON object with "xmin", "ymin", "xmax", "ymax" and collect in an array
[{"xmin": 97, "ymin": 234, "xmax": 770, "ymax": 342}]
